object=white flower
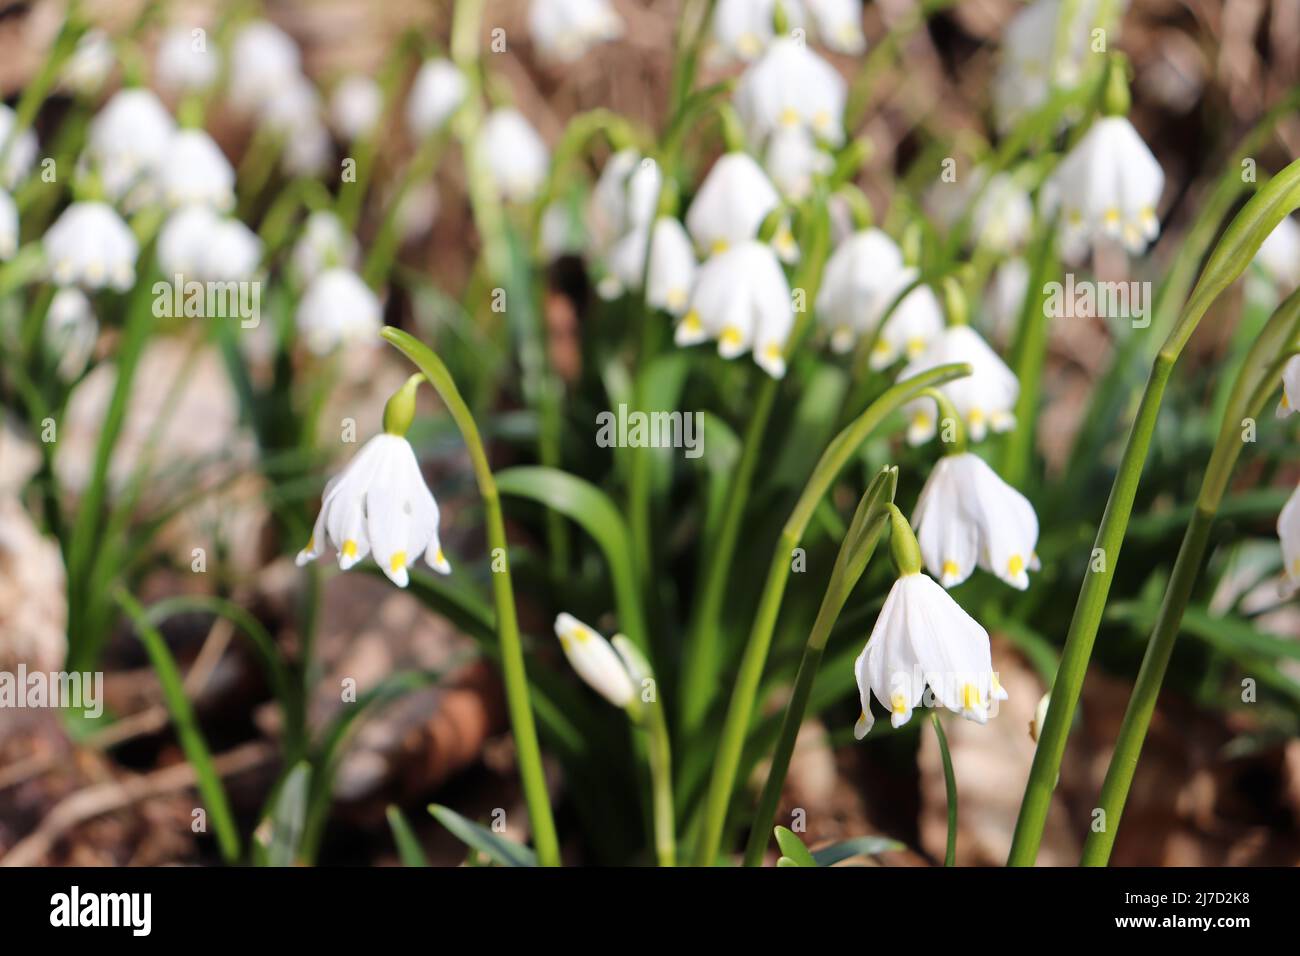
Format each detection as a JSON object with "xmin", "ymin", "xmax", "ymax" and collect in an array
[
  {"xmin": 84, "ymin": 88, "xmax": 176, "ymax": 202},
  {"xmin": 529, "ymin": 0, "xmax": 623, "ymax": 63},
  {"xmin": 1028, "ymin": 692, "xmax": 1051, "ymax": 742},
  {"xmin": 867, "ymin": 270, "xmax": 944, "ymax": 370},
  {"xmin": 540, "ymin": 201, "xmax": 586, "ymax": 260},
  {"xmin": 1278, "ymin": 356, "xmax": 1300, "ymax": 419},
  {"xmin": 205, "ymin": 219, "xmax": 263, "ymax": 281},
  {"xmin": 992, "ymin": 0, "xmax": 1099, "ymax": 132},
  {"xmin": 553, "ymin": 613, "xmax": 637, "ymax": 708},
  {"xmin": 764, "ymin": 127, "xmax": 832, "ymax": 200},
  {"xmin": 984, "ymin": 257, "xmax": 1029, "ymax": 344},
  {"xmin": 229, "ymin": 20, "xmax": 301, "ymax": 114},
  {"xmin": 280, "ymin": 119, "xmax": 333, "ymax": 176},
  {"xmin": 1045, "ymin": 115, "xmax": 1164, "ymax": 261},
  {"xmin": 296, "ymin": 433, "xmax": 450, "ymax": 587},
  {"xmin": 329, "ymin": 74, "xmax": 383, "ymax": 140},
  {"xmin": 675, "ymin": 239, "xmax": 792, "ymax": 378},
  {"xmin": 479, "ymin": 109, "xmax": 549, "ymax": 203},
  {"xmin": 587, "ymin": 150, "xmax": 662, "ymax": 249},
  {"xmin": 291, "ymin": 211, "xmax": 360, "ymax": 283},
  {"xmin": 294, "ymin": 268, "xmax": 381, "ymax": 355},
  {"xmin": 602, "ymin": 216, "xmax": 698, "ymax": 315},
  {"xmin": 1279, "ymin": 483, "xmax": 1300, "ymax": 588},
  {"xmin": 158, "ymin": 205, "xmax": 218, "ymax": 277},
  {"xmin": 158, "ymin": 130, "xmax": 235, "ymax": 210},
  {"xmin": 853, "ymin": 571, "xmax": 1006, "ymax": 736},
  {"xmin": 912, "ymin": 451, "xmax": 1039, "ymax": 589},
  {"xmin": 155, "ymin": 26, "xmax": 219, "ymax": 94},
  {"xmin": 735, "ymin": 37, "xmax": 846, "ymax": 147},
  {"xmin": 711, "ymin": 0, "xmax": 804, "ymax": 63},
  {"xmin": 970, "ymin": 172, "xmax": 1033, "ymax": 252},
  {"xmin": 816, "ymin": 228, "xmax": 906, "ymax": 353},
  {"xmin": 46, "ymin": 287, "xmax": 97, "ymax": 381},
  {"xmin": 900, "ymin": 325, "xmax": 1019, "ymax": 444},
  {"xmin": 0, "ymin": 188, "xmax": 17, "ymax": 259},
  {"xmin": 63, "ymin": 29, "xmax": 115, "ymax": 96},
  {"xmin": 43, "ymin": 201, "xmax": 138, "ymax": 291},
  {"xmin": 684, "ymin": 151, "xmax": 781, "ymax": 257},
  {"xmin": 405, "ymin": 59, "xmax": 466, "ymax": 139},
  {"xmin": 0, "ymin": 105, "xmax": 37, "ymax": 190},
  {"xmin": 805, "ymin": 0, "xmax": 866, "ymax": 54},
  {"xmin": 1254, "ymin": 214, "xmax": 1300, "ymax": 290}
]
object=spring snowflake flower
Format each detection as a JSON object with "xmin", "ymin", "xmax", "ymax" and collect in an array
[
  {"xmin": 992, "ymin": 0, "xmax": 1099, "ymax": 133},
  {"xmin": 867, "ymin": 270, "xmax": 944, "ymax": 370},
  {"xmin": 204, "ymin": 219, "xmax": 263, "ymax": 282},
  {"xmin": 229, "ymin": 20, "xmax": 302, "ymax": 114},
  {"xmin": 46, "ymin": 287, "xmax": 97, "ymax": 381},
  {"xmin": 84, "ymin": 88, "xmax": 176, "ymax": 202},
  {"xmin": 294, "ymin": 267, "xmax": 382, "ymax": 355},
  {"xmin": 711, "ymin": 0, "xmax": 804, "ymax": 63},
  {"xmin": 291, "ymin": 210, "xmax": 360, "ymax": 283},
  {"xmin": 602, "ymin": 217, "xmax": 697, "ymax": 315},
  {"xmin": 684, "ymin": 151, "xmax": 785, "ymax": 257},
  {"xmin": 553, "ymin": 613, "xmax": 637, "ymax": 707},
  {"xmin": 816, "ymin": 228, "xmax": 906, "ymax": 354},
  {"xmin": 900, "ymin": 324, "xmax": 1018, "ymax": 444},
  {"xmin": 43, "ymin": 201, "xmax": 138, "ymax": 291},
  {"xmin": 1045, "ymin": 115, "xmax": 1164, "ymax": 261},
  {"xmin": 479, "ymin": 109, "xmax": 549, "ymax": 203},
  {"xmin": 735, "ymin": 37, "xmax": 846, "ymax": 147},
  {"xmin": 0, "ymin": 105, "xmax": 37, "ymax": 190},
  {"xmin": 159, "ymin": 205, "xmax": 262, "ymax": 281},
  {"xmin": 157, "ymin": 129, "xmax": 236, "ymax": 210},
  {"xmin": 912, "ymin": 451, "xmax": 1039, "ymax": 589},
  {"xmin": 587, "ymin": 150, "xmax": 662, "ymax": 249},
  {"xmin": 529, "ymin": 0, "xmax": 623, "ymax": 63},
  {"xmin": 1254, "ymin": 214, "xmax": 1300, "ymax": 291},
  {"xmin": 984, "ymin": 257, "xmax": 1030, "ymax": 343},
  {"xmin": 1279, "ymin": 484, "xmax": 1300, "ymax": 588},
  {"xmin": 764, "ymin": 127, "xmax": 832, "ymax": 200},
  {"xmin": 296, "ymin": 378, "xmax": 452, "ymax": 588},
  {"xmin": 62, "ymin": 29, "xmax": 115, "ymax": 96},
  {"xmin": 330, "ymin": 75, "xmax": 383, "ymax": 141},
  {"xmin": 854, "ymin": 571, "xmax": 1006, "ymax": 736},
  {"xmin": 676, "ymin": 239, "xmax": 793, "ymax": 378},
  {"xmin": 155, "ymin": 26, "xmax": 219, "ymax": 94},
  {"xmin": 405, "ymin": 59, "xmax": 466, "ymax": 139},
  {"xmin": 0, "ymin": 188, "xmax": 16, "ymax": 259},
  {"xmin": 970, "ymin": 171, "xmax": 1033, "ymax": 252},
  {"xmin": 805, "ymin": 0, "xmax": 866, "ymax": 54}
]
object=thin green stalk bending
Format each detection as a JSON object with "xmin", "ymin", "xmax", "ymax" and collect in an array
[
  {"xmin": 643, "ymin": 691, "xmax": 676, "ymax": 866},
  {"xmin": 742, "ymin": 467, "xmax": 898, "ymax": 867},
  {"xmin": 381, "ymin": 327, "xmax": 561, "ymax": 868},
  {"xmin": 693, "ymin": 362, "xmax": 971, "ymax": 866},
  {"xmin": 931, "ymin": 712, "xmax": 958, "ymax": 867},
  {"xmin": 1008, "ymin": 157, "xmax": 1300, "ymax": 866}
]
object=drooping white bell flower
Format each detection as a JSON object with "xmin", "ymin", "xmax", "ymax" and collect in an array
[
  {"xmin": 984, "ymin": 256, "xmax": 1029, "ymax": 344},
  {"xmin": 84, "ymin": 88, "xmax": 176, "ymax": 202},
  {"xmin": 540, "ymin": 200, "xmax": 587, "ymax": 260},
  {"xmin": 0, "ymin": 188, "xmax": 17, "ymax": 259},
  {"xmin": 62, "ymin": 29, "xmax": 115, "ymax": 96},
  {"xmin": 867, "ymin": 270, "xmax": 944, "ymax": 370},
  {"xmin": 587, "ymin": 150, "xmax": 662, "ymax": 249},
  {"xmin": 853, "ymin": 571, "xmax": 1006, "ymax": 736},
  {"xmin": 329, "ymin": 74, "xmax": 383, "ymax": 141},
  {"xmin": 157, "ymin": 204, "xmax": 220, "ymax": 277},
  {"xmin": 291, "ymin": 210, "xmax": 360, "ymax": 283},
  {"xmin": 805, "ymin": 0, "xmax": 866, "ymax": 54},
  {"xmin": 684, "ymin": 151, "xmax": 781, "ymax": 257},
  {"xmin": 296, "ymin": 378, "xmax": 451, "ymax": 587},
  {"xmin": 478, "ymin": 109, "xmax": 549, "ymax": 203},
  {"xmin": 46, "ymin": 287, "xmax": 97, "ymax": 381},
  {"xmin": 1044, "ymin": 115, "xmax": 1164, "ymax": 261},
  {"xmin": 1279, "ymin": 483, "xmax": 1300, "ymax": 589},
  {"xmin": 1254, "ymin": 214, "xmax": 1300, "ymax": 291},
  {"xmin": 815, "ymin": 227, "xmax": 905, "ymax": 354},
  {"xmin": 155, "ymin": 25, "xmax": 219, "ymax": 94},
  {"xmin": 602, "ymin": 216, "xmax": 697, "ymax": 315},
  {"xmin": 204, "ymin": 218, "xmax": 263, "ymax": 281},
  {"xmin": 157, "ymin": 129, "xmax": 236, "ymax": 210},
  {"xmin": 764, "ymin": 126, "xmax": 832, "ymax": 200},
  {"xmin": 280, "ymin": 119, "xmax": 333, "ymax": 177},
  {"xmin": 294, "ymin": 267, "xmax": 382, "ymax": 355},
  {"xmin": 970, "ymin": 171, "xmax": 1033, "ymax": 253},
  {"xmin": 992, "ymin": 0, "xmax": 1100, "ymax": 133},
  {"xmin": 734, "ymin": 37, "xmax": 846, "ymax": 147},
  {"xmin": 675, "ymin": 239, "xmax": 793, "ymax": 378},
  {"xmin": 711, "ymin": 0, "xmax": 805, "ymax": 63},
  {"xmin": 1278, "ymin": 357, "xmax": 1300, "ymax": 419},
  {"xmin": 405, "ymin": 59, "xmax": 466, "ymax": 139},
  {"xmin": 553, "ymin": 613, "xmax": 637, "ymax": 708},
  {"xmin": 529, "ymin": 0, "xmax": 623, "ymax": 63},
  {"xmin": 912, "ymin": 451, "xmax": 1039, "ymax": 589},
  {"xmin": 0, "ymin": 105, "xmax": 37, "ymax": 189},
  {"xmin": 899, "ymin": 324, "xmax": 1019, "ymax": 444},
  {"xmin": 43, "ymin": 201, "xmax": 139, "ymax": 291},
  {"xmin": 228, "ymin": 20, "xmax": 302, "ymax": 114}
]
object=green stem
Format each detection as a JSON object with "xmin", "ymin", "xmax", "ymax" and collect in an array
[
  {"xmin": 931, "ymin": 712, "xmax": 957, "ymax": 867},
  {"xmin": 381, "ymin": 326, "xmax": 561, "ymax": 867},
  {"xmin": 643, "ymin": 693, "xmax": 676, "ymax": 866}
]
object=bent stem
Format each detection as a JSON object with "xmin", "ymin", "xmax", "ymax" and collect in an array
[
  {"xmin": 643, "ymin": 689, "xmax": 676, "ymax": 866},
  {"xmin": 693, "ymin": 361, "xmax": 971, "ymax": 866},
  {"xmin": 931, "ymin": 712, "xmax": 958, "ymax": 867},
  {"xmin": 742, "ymin": 467, "xmax": 898, "ymax": 867},
  {"xmin": 1080, "ymin": 286, "xmax": 1300, "ymax": 866},
  {"xmin": 1008, "ymin": 156, "xmax": 1300, "ymax": 866},
  {"xmin": 381, "ymin": 326, "xmax": 561, "ymax": 868}
]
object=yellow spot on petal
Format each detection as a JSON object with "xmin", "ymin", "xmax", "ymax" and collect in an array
[
  {"xmin": 573, "ymin": 626, "xmax": 592, "ymax": 643},
  {"xmin": 1104, "ymin": 207, "xmax": 1120, "ymax": 225},
  {"xmin": 967, "ymin": 408, "xmax": 985, "ymax": 427},
  {"xmin": 1008, "ymin": 554, "xmax": 1025, "ymax": 577},
  {"xmin": 942, "ymin": 559, "xmax": 959, "ymax": 579},
  {"xmin": 813, "ymin": 110, "xmax": 831, "ymax": 130},
  {"xmin": 434, "ymin": 547, "xmax": 446, "ymax": 566},
  {"xmin": 720, "ymin": 325, "xmax": 743, "ymax": 348},
  {"xmin": 710, "ymin": 238, "xmax": 730, "ymax": 255},
  {"xmin": 962, "ymin": 683, "xmax": 982, "ymax": 710},
  {"xmin": 1067, "ymin": 209, "xmax": 1083, "ymax": 226},
  {"xmin": 890, "ymin": 692, "xmax": 908, "ymax": 715},
  {"xmin": 342, "ymin": 539, "xmax": 359, "ymax": 558},
  {"xmin": 764, "ymin": 343, "xmax": 782, "ymax": 361},
  {"xmin": 779, "ymin": 107, "xmax": 800, "ymax": 127},
  {"xmin": 912, "ymin": 413, "xmax": 932, "ymax": 432},
  {"xmin": 304, "ymin": 535, "xmax": 315, "ymax": 552},
  {"xmin": 992, "ymin": 673, "xmax": 1004, "ymax": 695},
  {"xmin": 389, "ymin": 551, "xmax": 407, "ymax": 573},
  {"xmin": 666, "ymin": 288, "xmax": 686, "ymax": 310},
  {"xmin": 906, "ymin": 336, "xmax": 928, "ymax": 357},
  {"xmin": 738, "ymin": 32, "xmax": 761, "ymax": 57},
  {"xmin": 682, "ymin": 309, "xmax": 702, "ymax": 332}
]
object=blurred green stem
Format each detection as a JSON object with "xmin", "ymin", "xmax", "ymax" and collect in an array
[{"xmin": 932, "ymin": 712, "xmax": 957, "ymax": 867}]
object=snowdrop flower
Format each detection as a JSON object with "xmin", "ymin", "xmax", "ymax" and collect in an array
[
  {"xmin": 900, "ymin": 325, "xmax": 1019, "ymax": 444},
  {"xmin": 529, "ymin": 0, "xmax": 623, "ymax": 63},
  {"xmin": 155, "ymin": 26, "xmax": 219, "ymax": 94},
  {"xmin": 291, "ymin": 211, "xmax": 360, "ymax": 283},
  {"xmin": 553, "ymin": 613, "xmax": 637, "ymax": 708},
  {"xmin": 805, "ymin": 0, "xmax": 866, "ymax": 54},
  {"xmin": 1045, "ymin": 115, "xmax": 1163, "ymax": 261},
  {"xmin": 204, "ymin": 219, "xmax": 263, "ymax": 281},
  {"xmin": 229, "ymin": 20, "xmax": 301, "ymax": 114},
  {"xmin": 1254, "ymin": 215, "xmax": 1300, "ymax": 291},
  {"xmin": 735, "ymin": 37, "xmax": 846, "ymax": 147},
  {"xmin": 970, "ymin": 171, "xmax": 1033, "ymax": 252},
  {"xmin": 157, "ymin": 204, "xmax": 220, "ymax": 276},
  {"xmin": 296, "ymin": 376, "xmax": 451, "ymax": 587},
  {"xmin": 0, "ymin": 105, "xmax": 37, "ymax": 189},
  {"xmin": 1279, "ymin": 483, "xmax": 1300, "ymax": 588},
  {"xmin": 854, "ymin": 510, "xmax": 1005, "ymax": 736},
  {"xmin": 294, "ymin": 268, "xmax": 382, "ymax": 355},
  {"xmin": 912, "ymin": 451, "xmax": 1039, "ymax": 589},
  {"xmin": 0, "ymin": 188, "xmax": 16, "ymax": 259},
  {"xmin": 867, "ymin": 270, "xmax": 944, "ymax": 370},
  {"xmin": 157, "ymin": 129, "xmax": 235, "ymax": 210},
  {"xmin": 684, "ymin": 151, "xmax": 781, "ymax": 257},
  {"xmin": 816, "ymin": 228, "xmax": 905, "ymax": 353},
  {"xmin": 764, "ymin": 127, "xmax": 832, "ymax": 200},
  {"xmin": 62, "ymin": 29, "xmax": 115, "ymax": 96},
  {"xmin": 405, "ymin": 59, "xmax": 466, "ymax": 139},
  {"xmin": 329, "ymin": 75, "xmax": 383, "ymax": 141},
  {"xmin": 587, "ymin": 150, "xmax": 662, "ymax": 249},
  {"xmin": 602, "ymin": 217, "xmax": 697, "ymax": 315},
  {"xmin": 84, "ymin": 88, "xmax": 176, "ymax": 202},
  {"xmin": 46, "ymin": 288, "xmax": 97, "ymax": 381},
  {"xmin": 479, "ymin": 109, "xmax": 549, "ymax": 203},
  {"xmin": 675, "ymin": 239, "xmax": 792, "ymax": 378},
  {"xmin": 44, "ymin": 201, "xmax": 138, "ymax": 291},
  {"xmin": 992, "ymin": 0, "xmax": 1099, "ymax": 133},
  {"xmin": 711, "ymin": 0, "xmax": 804, "ymax": 63}
]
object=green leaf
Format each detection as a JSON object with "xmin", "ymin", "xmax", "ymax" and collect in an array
[
  {"xmin": 812, "ymin": 836, "xmax": 906, "ymax": 867},
  {"xmin": 773, "ymin": 826, "xmax": 817, "ymax": 867},
  {"xmin": 429, "ymin": 803, "xmax": 538, "ymax": 867},
  {"xmin": 258, "ymin": 762, "xmax": 311, "ymax": 867},
  {"xmin": 386, "ymin": 806, "xmax": 430, "ymax": 867}
]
